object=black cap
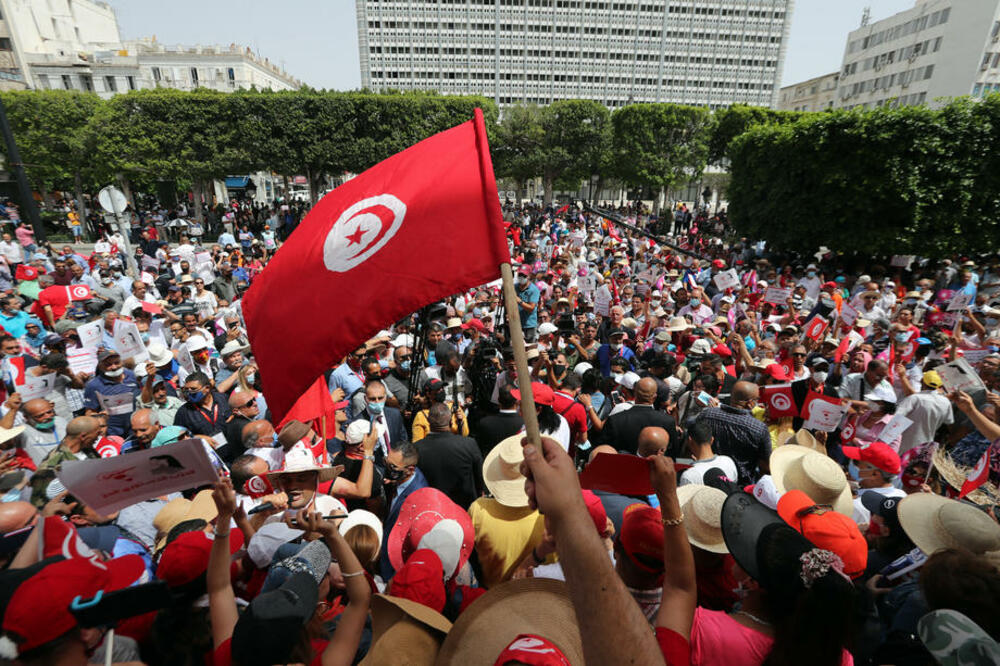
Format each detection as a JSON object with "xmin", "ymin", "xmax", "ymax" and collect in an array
[
  {"xmin": 609, "ymin": 327, "xmax": 627, "ymax": 337},
  {"xmin": 231, "ymin": 572, "xmax": 318, "ymax": 666},
  {"xmin": 861, "ymin": 492, "xmax": 901, "ymax": 534}
]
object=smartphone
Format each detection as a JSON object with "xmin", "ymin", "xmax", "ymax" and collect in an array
[
  {"xmin": 880, "ymin": 547, "xmax": 928, "ymax": 582},
  {"xmin": 611, "ymin": 390, "xmax": 623, "ymax": 405},
  {"xmin": 696, "ymin": 391, "xmax": 711, "ymax": 405}
]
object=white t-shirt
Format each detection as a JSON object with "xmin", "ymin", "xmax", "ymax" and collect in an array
[
  {"xmin": 894, "ymin": 391, "xmax": 954, "ymax": 454},
  {"xmin": 679, "ymin": 455, "xmax": 739, "ymax": 486}
]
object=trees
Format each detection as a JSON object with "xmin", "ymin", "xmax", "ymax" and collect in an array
[
  {"xmin": 0, "ymin": 90, "xmax": 102, "ymax": 222},
  {"xmin": 538, "ymin": 99, "xmax": 610, "ymax": 204},
  {"xmin": 493, "ymin": 104, "xmax": 544, "ymax": 200},
  {"xmin": 706, "ymin": 104, "xmax": 802, "ymax": 165},
  {"xmin": 609, "ymin": 103, "xmax": 711, "ymax": 211},
  {"xmin": 726, "ymin": 96, "xmax": 1000, "ymax": 256}
]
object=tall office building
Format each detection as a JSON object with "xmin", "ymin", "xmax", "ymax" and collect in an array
[
  {"xmin": 357, "ymin": 0, "xmax": 794, "ymax": 109},
  {"xmin": 836, "ymin": 0, "xmax": 1000, "ymax": 109}
]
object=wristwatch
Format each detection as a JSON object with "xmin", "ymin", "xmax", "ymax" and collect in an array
[{"xmin": 363, "ymin": 454, "xmax": 376, "ymax": 462}]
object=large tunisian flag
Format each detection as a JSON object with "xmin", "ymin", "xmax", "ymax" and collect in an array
[{"xmin": 244, "ymin": 108, "xmax": 510, "ymax": 421}]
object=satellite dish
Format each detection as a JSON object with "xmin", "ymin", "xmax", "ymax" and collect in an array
[{"xmin": 98, "ymin": 186, "xmax": 128, "ymax": 215}]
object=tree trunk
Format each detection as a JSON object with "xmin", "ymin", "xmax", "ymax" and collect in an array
[
  {"xmin": 38, "ymin": 182, "xmax": 51, "ymax": 209},
  {"xmin": 73, "ymin": 171, "xmax": 88, "ymax": 241},
  {"xmin": 542, "ymin": 173, "xmax": 554, "ymax": 206},
  {"xmin": 307, "ymin": 167, "xmax": 321, "ymax": 207},
  {"xmin": 192, "ymin": 180, "xmax": 204, "ymax": 224},
  {"xmin": 116, "ymin": 174, "xmax": 136, "ymax": 210},
  {"xmin": 592, "ymin": 175, "xmax": 604, "ymax": 205}
]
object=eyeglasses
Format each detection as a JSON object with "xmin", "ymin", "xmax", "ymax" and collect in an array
[{"xmin": 239, "ymin": 399, "xmax": 256, "ymax": 409}]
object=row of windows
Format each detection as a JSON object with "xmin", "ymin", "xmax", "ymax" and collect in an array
[
  {"xmin": 840, "ymin": 64, "xmax": 934, "ymax": 97},
  {"xmin": 369, "ymin": 23, "xmax": 782, "ymax": 44},
  {"xmin": 36, "ymin": 72, "xmax": 137, "ymax": 92},
  {"xmin": 981, "ymin": 52, "xmax": 1000, "ymax": 70},
  {"xmin": 372, "ymin": 70, "xmax": 773, "ymax": 89},
  {"xmin": 973, "ymin": 82, "xmax": 1000, "ymax": 97},
  {"xmin": 842, "ymin": 36, "xmax": 942, "ymax": 76},
  {"xmin": 842, "ymin": 91, "xmax": 927, "ymax": 109},
  {"xmin": 151, "ymin": 66, "xmax": 237, "ymax": 82},
  {"xmin": 371, "ymin": 0, "xmax": 786, "ymax": 19},
  {"xmin": 846, "ymin": 7, "xmax": 950, "ymax": 54}
]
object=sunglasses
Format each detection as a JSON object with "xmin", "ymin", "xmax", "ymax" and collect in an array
[
  {"xmin": 792, "ymin": 352, "xmax": 807, "ymax": 358},
  {"xmin": 239, "ymin": 398, "xmax": 256, "ymax": 409}
]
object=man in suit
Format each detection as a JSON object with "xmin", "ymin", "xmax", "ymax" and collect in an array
[
  {"xmin": 473, "ymin": 384, "xmax": 524, "ymax": 458},
  {"xmin": 357, "ymin": 379, "xmax": 408, "ymax": 467},
  {"xmin": 599, "ymin": 377, "xmax": 679, "ymax": 456},
  {"xmin": 415, "ymin": 403, "xmax": 484, "ymax": 510},
  {"xmin": 379, "ymin": 440, "xmax": 427, "ymax": 579}
]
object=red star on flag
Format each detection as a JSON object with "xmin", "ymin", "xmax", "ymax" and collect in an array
[{"xmin": 345, "ymin": 226, "xmax": 365, "ymax": 246}]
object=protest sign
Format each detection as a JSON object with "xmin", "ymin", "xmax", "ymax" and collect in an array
[
  {"xmin": 713, "ymin": 269, "xmax": 740, "ymax": 291},
  {"xmin": 140, "ymin": 272, "xmax": 155, "ymax": 286},
  {"xmin": 57, "ymin": 438, "xmax": 219, "ymax": 515},
  {"xmin": 802, "ymin": 392, "xmax": 848, "ymax": 432},
  {"xmin": 763, "ymin": 286, "xmax": 792, "ymax": 304},
  {"xmin": 66, "ymin": 348, "xmax": 98, "ymax": 376},
  {"xmin": 177, "ymin": 344, "xmax": 196, "ymax": 374},
  {"xmin": 890, "ymin": 255, "xmax": 914, "ymax": 268},
  {"xmin": 594, "ymin": 284, "xmax": 612, "ymax": 316},
  {"xmin": 77, "ymin": 320, "xmax": 103, "ymax": 349},
  {"xmin": 19, "ymin": 373, "xmax": 55, "ymax": 401},
  {"xmin": 962, "ymin": 349, "xmax": 993, "ymax": 366},
  {"xmin": 113, "ymin": 320, "xmax": 147, "ymax": 361},
  {"xmin": 97, "ymin": 391, "xmax": 135, "ymax": 417},
  {"xmin": 947, "ymin": 292, "xmax": 974, "ymax": 312},
  {"xmin": 840, "ymin": 303, "xmax": 859, "ymax": 328},
  {"xmin": 194, "ymin": 251, "xmax": 212, "ymax": 266},
  {"xmin": 141, "ymin": 301, "xmax": 163, "ymax": 315},
  {"xmin": 803, "ymin": 315, "xmax": 829, "ymax": 341},
  {"xmin": 579, "ymin": 453, "xmax": 655, "ymax": 496},
  {"xmin": 576, "ymin": 273, "xmax": 596, "ymax": 295},
  {"xmin": 937, "ymin": 358, "xmax": 986, "ymax": 394},
  {"xmin": 880, "ymin": 414, "xmax": 913, "ymax": 445},
  {"xmin": 140, "ymin": 255, "xmax": 160, "ymax": 271}
]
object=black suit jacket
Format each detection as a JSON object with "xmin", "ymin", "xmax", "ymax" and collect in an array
[
  {"xmin": 599, "ymin": 404, "xmax": 678, "ymax": 456},
  {"xmin": 415, "ymin": 432, "xmax": 484, "ymax": 510},
  {"xmin": 473, "ymin": 411, "xmax": 524, "ymax": 457},
  {"xmin": 379, "ymin": 468, "xmax": 429, "ymax": 579},
  {"xmin": 359, "ymin": 406, "xmax": 409, "ymax": 450}
]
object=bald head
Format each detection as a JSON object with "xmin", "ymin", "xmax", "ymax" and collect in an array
[
  {"xmin": 587, "ymin": 444, "xmax": 617, "ymax": 463},
  {"xmin": 730, "ymin": 381, "xmax": 759, "ymax": 408},
  {"xmin": 637, "ymin": 427, "xmax": 671, "ymax": 457},
  {"xmin": 428, "ymin": 402, "xmax": 452, "ymax": 431},
  {"xmin": 635, "ymin": 377, "xmax": 658, "ymax": 405},
  {"xmin": 242, "ymin": 419, "xmax": 275, "ymax": 450},
  {"xmin": 22, "ymin": 399, "xmax": 55, "ymax": 425},
  {"xmin": 66, "ymin": 416, "xmax": 99, "ymax": 439},
  {"xmin": 0, "ymin": 502, "xmax": 36, "ymax": 535},
  {"xmin": 131, "ymin": 409, "xmax": 160, "ymax": 445}
]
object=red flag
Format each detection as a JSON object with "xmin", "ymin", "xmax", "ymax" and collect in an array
[
  {"xmin": 803, "ymin": 315, "xmax": 829, "ymax": 342},
  {"xmin": 243, "ymin": 474, "xmax": 274, "ymax": 499},
  {"xmin": 959, "ymin": 448, "xmax": 991, "ymax": 499},
  {"xmin": 244, "ymin": 109, "xmax": 510, "ymax": 421},
  {"xmin": 840, "ymin": 415, "xmax": 858, "ymax": 443},
  {"xmin": 555, "ymin": 204, "xmax": 569, "ymax": 215},
  {"xmin": 761, "ymin": 383, "xmax": 797, "ymax": 419},
  {"xmin": 278, "ymin": 377, "xmax": 339, "ymax": 439},
  {"xmin": 6, "ymin": 356, "xmax": 25, "ymax": 386}
]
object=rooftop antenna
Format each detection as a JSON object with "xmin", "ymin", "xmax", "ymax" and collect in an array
[{"xmin": 861, "ymin": 7, "xmax": 871, "ymax": 27}]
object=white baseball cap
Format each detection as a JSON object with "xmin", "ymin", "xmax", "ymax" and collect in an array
[{"xmin": 617, "ymin": 371, "xmax": 641, "ymax": 390}]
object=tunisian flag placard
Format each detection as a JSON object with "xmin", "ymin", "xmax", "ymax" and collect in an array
[{"xmin": 244, "ymin": 108, "xmax": 510, "ymax": 421}]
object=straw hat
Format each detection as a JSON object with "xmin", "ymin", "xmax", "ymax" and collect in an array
[
  {"xmin": 663, "ymin": 316, "xmax": 692, "ymax": 332},
  {"xmin": 266, "ymin": 446, "xmax": 343, "ymax": 485},
  {"xmin": 897, "ymin": 493, "xmax": 1000, "ymax": 556},
  {"xmin": 931, "ymin": 446, "xmax": 1000, "ymax": 506},
  {"xmin": 358, "ymin": 594, "xmax": 452, "ymax": 665},
  {"xmin": 152, "ymin": 489, "xmax": 217, "ymax": 553},
  {"xmin": 676, "ymin": 485, "xmax": 728, "ymax": 553},
  {"xmin": 482, "ymin": 434, "xmax": 530, "ymax": 507},
  {"xmin": 0, "ymin": 426, "xmax": 24, "ymax": 446},
  {"xmin": 770, "ymin": 445, "xmax": 853, "ymax": 516},
  {"xmin": 786, "ymin": 429, "xmax": 827, "ymax": 455},
  {"xmin": 436, "ymin": 578, "xmax": 584, "ymax": 665}
]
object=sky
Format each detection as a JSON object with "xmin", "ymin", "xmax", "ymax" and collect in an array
[{"xmin": 108, "ymin": 0, "xmax": 918, "ymax": 91}]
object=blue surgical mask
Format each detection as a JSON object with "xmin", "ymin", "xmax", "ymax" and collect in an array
[
  {"xmin": 185, "ymin": 390, "xmax": 205, "ymax": 403},
  {"xmin": 426, "ymin": 352, "xmax": 436, "ymax": 366},
  {"xmin": 33, "ymin": 420, "xmax": 55, "ymax": 431},
  {"xmin": 807, "ymin": 271, "xmax": 816, "ymax": 278},
  {"xmin": 894, "ymin": 333, "xmax": 910, "ymax": 343},
  {"xmin": 271, "ymin": 432, "xmax": 279, "ymax": 447},
  {"xmin": 140, "ymin": 332, "xmax": 150, "ymax": 343},
  {"xmin": 400, "ymin": 360, "xmax": 411, "ymax": 372},
  {"xmin": 367, "ymin": 401, "xmax": 385, "ymax": 416}
]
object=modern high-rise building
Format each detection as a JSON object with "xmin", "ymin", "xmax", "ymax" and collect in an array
[
  {"xmin": 357, "ymin": 0, "xmax": 794, "ymax": 109},
  {"xmin": 835, "ymin": 0, "xmax": 1000, "ymax": 109}
]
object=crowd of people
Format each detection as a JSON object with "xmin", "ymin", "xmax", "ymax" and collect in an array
[{"xmin": 0, "ymin": 196, "xmax": 996, "ymax": 666}]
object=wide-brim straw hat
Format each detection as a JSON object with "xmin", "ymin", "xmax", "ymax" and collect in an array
[
  {"xmin": 358, "ymin": 594, "xmax": 452, "ymax": 665},
  {"xmin": 663, "ymin": 316, "xmax": 693, "ymax": 332},
  {"xmin": 786, "ymin": 429, "xmax": 827, "ymax": 455},
  {"xmin": 676, "ymin": 484, "xmax": 729, "ymax": 553},
  {"xmin": 436, "ymin": 578, "xmax": 584, "ymax": 665},
  {"xmin": 770, "ymin": 445, "xmax": 853, "ymax": 516},
  {"xmin": 897, "ymin": 493, "xmax": 1000, "ymax": 556},
  {"xmin": 932, "ymin": 446, "xmax": 1000, "ymax": 507},
  {"xmin": 266, "ymin": 445, "xmax": 343, "ymax": 485},
  {"xmin": 152, "ymin": 488, "xmax": 216, "ymax": 553},
  {"xmin": 483, "ymin": 434, "xmax": 530, "ymax": 507}
]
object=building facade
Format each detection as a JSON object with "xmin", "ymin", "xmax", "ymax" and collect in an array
[
  {"xmin": 776, "ymin": 71, "xmax": 838, "ymax": 111},
  {"xmin": 0, "ymin": 0, "xmax": 300, "ymax": 98},
  {"xmin": 357, "ymin": 0, "xmax": 794, "ymax": 109},
  {"xmin": 835, "ymin": 0, "xmax": 1000, "ymax": 109}
]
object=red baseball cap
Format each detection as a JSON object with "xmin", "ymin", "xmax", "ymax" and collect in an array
[
  {"xmin": 388, "ymin": 548, "xmax": 446, "ymax": 612},
  {"xmin": 461, "ymin": 318, "xmax": 488, "ymax": 334},
  {"xmin": 2, "ymin": 555, "xmax": 145, "ymax": 657},
  {"xmin": 777, "ymin": 490, "xmax": 868, "ymax": 579},
  {"xmin": 711, "ymin": 344, "xmax": 733, "ymax": 358},
  {"xmin": 494, "ymin": 634, "xmax": 572, "ymax": 666},
  {"xmin": 511, "ymin": 383, "xmax": 555, "ymax": 407},
  {"xmin": 764, "ymin": 363, "xmax": 791, "ymax": 382},
  {"xmin": 156, "ymin": 529, "xmax": 244, "ymax": 588},
  {"xmin": 841, "ymin": 441, "xmax": 901, "ymax": 475},
  {"xmin": 712, "ymin": 259, "xmax": 726, "ymax": 269},
  {"xmin": 618, "ymin": 504, "xmax": 664, "ymax": 574},
  {"xmin": 821, "ymin": 281, "xmax": 838, "ymax": 290},
  {"xmin": 581, "ymin": 490, "xmax": 608, "ymax": 538}
]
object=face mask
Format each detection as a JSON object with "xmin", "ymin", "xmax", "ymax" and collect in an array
[
  {"xmin": 610, "ymin": 343, "xmax": 622, "ymax": 351},
  {"xmin": 33, "ymin": 420, "xmax": 55, "ymax": 431},
  {"xmin": 811, "ymin": 371, "xmax": 829, "ymax": 384},
  {"xmin": 612, "ymin": 372, "xmax": 624, "ymax": 383},
  {"xmin": 103, "ymin": 367, "xmax": 124, "ymax": 378},
  {"xmin": 399, "ymin": 360, "xmax": 411, "ymax": 372},
  {"xmin": 140, "ymin": 332, "xmax": 150, "ymax": 343},
  {"xmin": 894, "ymin": 333, "xmax": 909, "ymax": 343},
  {"xmin": 367, "ymin": 401, "xmax": 385, "ymax": 416},
  {"xmin": 186, "ymin": 390, "xmax": 205, "ymax": 403},
  {"xmin": 426, "ymin": 352, "xmax": 436, "ymax": 366},
  {"xmin": 690, "ymin": 300, "xmax": 701, "ymax": 308},
  {"xmin": 245, "ymin": 373, "xmax": 256, "ymax": 385},
  {"xmin": 650, "ymin": 299, "xmax": 661, "ymax": 307},
  {"xmin": 807, "ymin": 271, "xmax": 816, "ymax": 278},
  {"xmin": 552, "ymin": 363, "xmax": 566, "ymax": 376}
]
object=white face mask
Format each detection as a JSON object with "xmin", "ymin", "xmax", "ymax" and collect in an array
[
  {"xmin": 612, "ymin": 372, "xmax": 624, "ymax": 383},
  {"xmin": 610, "ymin": 343, "xmax": 622, "ymax": 351},
  {"xmin": 811, "ymin": 371, "xmax": 829, "ymax": 384},
  {"xmin": 650, "ymin": 299, "xmax": 661, "ymax": 307},
  {"xmin": 104, "ymin": 367, "xmax": 124, "ymax": 378}
]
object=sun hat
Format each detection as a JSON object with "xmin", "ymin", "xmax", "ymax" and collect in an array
[
  {"xmin": 392, "ymin": 333, "xmax": 415, "ymax": 349},
  {"xmin": 785, "ymin": 429, "xmax": 827, "ymax": 455},
  {"xmin": 511, "ymin": 383, "xmax": 554, "ymax": 407},
  {"xmin": 436, "ymin": 578, "xmax": 584, "ymax": 666},
  {"xmin": 864, "ymin": 384, "xmax": 898, "ymax": 404},
  {"xmin": 339, "ymin": 509, "xmax": 384, "ymax": 556},
  {"xmin": 146, "ymin": 342, "xmax": 173, "ymax": 367},
  {"xmin": 573, "ymin": 362, "xmax": 593, "ymax": 376},
  {"xmin": 897, "ymin": 493, "xmax": 1000, "ymax": 556},
  {"xmin": 266, "ymin": 445, "xmax": 342, "ymax": 485},
  {"xmin": 388, "ymin": 548, "xmax": 447, "ymax": 612},
  {"xmin": 676, "ymin": 485, "xmax": 728, "ymax": 553},
  {"xmin": 770, "ymin": 445, "xmax": 853, "ymax": 516},
  {"xmin": 358, "ymin": 594, "xmax": 453, "ymax": 665},
  {"xmin": 482, "ymin": 434, "xmax": 530, "ymax": 507},
  {"xmin": 276, "ymin": 419, "xmax": 312, "ymax": 449},
  {"xmin": 720, "ymin": 492, "xmax": 816, "ymax": 587},
  {"xmin": 387, "ymin": 487, "xmax": 474, "ymax": 579},
  {"xmin": 537, "ymin": 322, "xmax": 558, "ymax": 336},
  {"xmin": 918, "ymin": 609, "xmax": 1000, "ymax": 666},
  {"xmin": 0, "ymin": 555, "xmax": 145, "ymax": 658},
  {"xmin": 247, "ymin": 523, "xmax": 304, "ymax": 568},
  {"xmin": 842, "ymin": 441, "xmax": 901, "ymax": 475},
  {"xmin": 0, "ymin": 426, "xmax": 24, "ymax": 446},
  {"xmin": 689, "ymin": 338, "xmax": 712, "ymax": 356},
  {"xmin": 152, "ymin": 489, "xmax": 217, "ymax": 553},
  {"xmin": 220, "ymin": 340, "xmax": 250, "ymax": 357},
  {"xmin": 777, "ymin": 490, "xmax": 867, "ymax": 578},
  {"xmin": 186, "ymin": 335, "xmax": 209, "ymax": 353},
  {"xmin": 617, "ymin": 371, "xmax": 641, "ymax": 390}
]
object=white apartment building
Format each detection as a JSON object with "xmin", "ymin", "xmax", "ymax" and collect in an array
[
  {"xmin": 836, "ymin": 0, "xmax": 1000, "ymax": 109},
  {"xmin": 357, "ymin": 0, "xmax": 794, "ymax": 109},
  {"xmin": 0, "ymin": 0, "xmax": 300, "ymax": 98},
  {"xmin": 776, "ymin": 71, "xmax": 838, "ymax": 111}
]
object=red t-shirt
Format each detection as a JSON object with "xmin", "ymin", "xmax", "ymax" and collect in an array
[
  {"xmin": 552, "ymin": 391, "xmax": 588, "ymax": 450},
  {"xmin": 655, "ymin": 626, "xmax": 691, "ymax": 666},
  {"xmin": 31, "ymin": 286, "xmax": 72, "ymax": 322},
  {"xmin": 210, "ymin": 637, "xmax": 328, "ymax": 666}
]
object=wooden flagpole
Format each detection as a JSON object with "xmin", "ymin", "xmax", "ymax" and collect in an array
[{"xmin": 500, "ymin": 262, "xmax": 541, "ymax": 447}]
